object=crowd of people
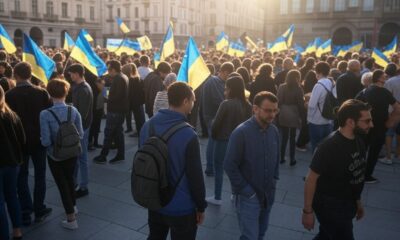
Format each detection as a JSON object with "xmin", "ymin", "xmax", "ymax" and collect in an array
[{"xmin": 0, "ymin": 44, "xmax": 400, "ymax": 240}]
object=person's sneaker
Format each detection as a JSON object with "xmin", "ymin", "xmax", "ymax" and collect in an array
[
  {"xmin": 74, "ymin": 206, "xmax": 79, "ymax": 215},
  {"xmin": 109, "ymin": 156, "xmax": 125, "ymax": 164},
  {"xmin": 365, "ymin": 176, "xmax": 379, "ymax": 184},
  {"xmin": 34, "ymin": 208, "xmax": 52, "ymax": 223},
  {"xmin": 206, "ymin": 196, "xmax": 222, "ymax": 206},
  {"xmin": 296, "ymin": 146, "xmax": 307, "ymax": 152},
  {"xmin": 61, "ymin": 219, "xmax": 78, "ymax": 230},
  {"xmin": 378, "ymin": 157, "xmax": 393, "ymax": 165},
  {"xmin": 75, "ymin": 188, "xmax": 89, "ymax": 198},
  {"xmin": 93, "ymin": 155, "xmax": 107, "ymax": 164}
]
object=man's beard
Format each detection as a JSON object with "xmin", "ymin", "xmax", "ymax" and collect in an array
[{"xmin": 354, "ymin": 126, "xmax": 368, "ymax": 136}]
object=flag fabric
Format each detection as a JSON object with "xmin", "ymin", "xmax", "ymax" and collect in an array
[
  {"xmin": 372, "ymin": 48, "xmax": 390, "ymax": 68},
  {"xmin": 245, "ymin": 35, "xmax": 258, "ymax": 52},
  {"xmin": 282, "ymin": 24, "xmax": 295, "ymax": 48},
  {"xmin": 0, "ymin": 24, "xmax": 16, "ymax": 54},
  {"xmin": 116, "ymin": 17, "xmax": 130, "ymax": 34},
  {"xmin": 22, "ymin": 34, "xmax": 55, "ymax": 84},
  {"xmin": 293, "ymin": 43, "xmax": 304, "ymax": 54},
  {"xmin": 316, "ymin": 39, "xmax": 332, "ymax": 57},
  {"xmin": 216, "ymin": 32, "xmax": 229, "ymax": 51},
  {"xmin": 383, "ymin": 36, "xmax": 397, "ymax": 58},
  {"xmin": 137, "ymin": 35, "xmax": 152, "ymax": 50},
  {"xmin": 106, "ymin": 38, "xmax": 123, "ymax": 52},
  {"xmin": 348, "ymin": 40, "xmax": 363, "ymax": 52},
  {"xmin": 154, "ymin": 51, "xmax": 161, "ymax": 68},
  {"xmin": 70, "ymin": 30, "xmax": 107, "ymax": 77},
  {"xmin": 160, "ymin": 22, "xmax": 175, "ymax": 61},
  {"xmin": 268, "ymin": 36, "xmax": 288, "ymax": 53},
  {"xmin": 177, "ymin": 37, "xmax": 210, "ymax": 91},
  {"xmin": 63, "ymin": 32, "xmax": 75, "ymax": 51},
  {"xmin": 302, "ymin": 40, "xmax": 316, "ymax": 55},
  {"xmin": 294, "ymin": 53, "xmax": 301, "ymax": 65},
  {"xmin": 115, "ymin": 39, "xmax": 141, "ymax": 56},
  {"xmin": 336, "ymin": 47, "xmax": 349, "ymax": 57},
  {"xmin": 81, "ymin": 29, "xmax": 94, "ymax": 42},
  {"xmin": 227, "ymin": 41, "xmax": 246, "ymax": 57}
]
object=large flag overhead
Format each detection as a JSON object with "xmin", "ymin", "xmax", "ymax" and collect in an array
[
  {"xmin": 372, "ymin": 48, "xmax": 390, "ymax": 68},
  {"xmin": 0, "ymin": 24, "xmax": 16, "ymax": 54},
  {"xmin": 269, "ymin": 36, "xmax": 288, "ymax": 53},
  {"xmin": 160, "ymin": 22, "xmax": 175, "ymax": 61},
  {"xmin": 177, "ymin": 37, "xmax": 210, "ymax": 91},
  {"xmin": 294, "ymin": 43, "xmax": 304, "ymax": 53},
  {"xmin": 282, "ymin": 24, "xmax": 295, "ymax": 48},
  {"xmin": 316, "ymin": 39, "xmax": 332, "ymax": 57},
  {"xmin": 70, "ymin": 30, "xmax": 107, "ymax": 77},
  {"xmin": 115, "ymin": 39, "xmax": 141, "ymax": 56},
  {"xmin": 227, "ymin": 41, "xmax": 246, "ymax": 57},
  {"xmin": 137, "ymin": 35, "xmax": 152, "ymax": 50},
  {"xmin": 22, "ymin": 34, "xmax": 55, "ymax": 84},
  {"xmin": 63, "ymin": 32, "xmax": 75, "ymax": 51},
  {"xmin": 216, "ymin": 31, "xmax": 229, "ymax": 51},
  {"xmin": 116, "ymin": 17, "xmax": 130, "ymax": 34},
  {"xmin": 106, "ymin": 38, "xmax": 123, "ymax": 52},
  {"xmin": 81, "ymin": 29, "xmax": 94, "ymax": 42},
  {"xmin": 383, "ymin": 36, "xmax": 397, "ymax": 58}
]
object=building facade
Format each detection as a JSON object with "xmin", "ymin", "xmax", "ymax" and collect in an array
[
  {"xmin": 264, "ymin": 0, "xmax": 400, "ymax": 48},
  {"xmin": 0, "ymin": 0, "xmax": 103, "ymax": 47}
]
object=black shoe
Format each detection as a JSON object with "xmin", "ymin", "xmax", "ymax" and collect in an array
[
  {"xmin": 125, "ymin": 129, "xmax": 133, "ymax": 133},
  {"xmin": 365, "ymin": 176, "xmax": 378, "ymax": 184},
  {"xmin": 109, "ymin": 156, "xmax": 125, "ymax": 164},
  {"xmin": 93, "ymin": 155, "xmax": 107, "ymax": 164},
  {"xmin": 290, "ymin": 160, "xmax": 297, "ymax": 166},
  {"xmin": 34, "ymin": 208, "xmax": 52, "ymax": 223},
  {"xmin": 75, "ymin": 188, "xmax": 89, "ymax": 198},
  {"xmin": 129, "ymin": 132, "xmax": 139, "ymax": 138}
]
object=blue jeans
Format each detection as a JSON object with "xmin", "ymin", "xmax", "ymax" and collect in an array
[
  {"xmin": 18, "ymin": 147, "xmax": 47, "ymax": 219},
  {"xmin": 236, "ymin": 194, "xmax": 272, "ymax": 240},
  {"xmin": 0, "ymin": 166, "xmax": 22, "ymax": 240},
  {"xmin": 205, "ymin": 119, "xmax": 215, "ymax": 174},
  {"xmin": 74, "ymin": 128, "xmax": 89, "ymax": 189},
  {"xmin": 308, "ymin": 123, "xmax": 333, "ymax": 153},
  {"xmin": 101, "ymin": 112, "xmax": 125, "ymax": 158},
  {"xmin": 213, "ymin": 140, "xmax": 228, "ymax": 200}
]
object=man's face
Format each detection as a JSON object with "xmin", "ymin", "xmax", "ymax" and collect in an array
[
  {"xmin": 354, "ymin": 110, "xmax": 373, "ymax": 135},
  {"xmin": 253, "ymin": 99, "xmax": 279, "ymax": 126},
  {"xmin": 69, "ymin": 72, "xmax": 79, "ymax": 82}
]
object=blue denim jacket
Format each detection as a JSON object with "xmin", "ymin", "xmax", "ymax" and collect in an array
[
  {"xmin": 224, "ymin": 116, "xmax": 280, "ymax": 208},
  {"xmin": 39, "ymin": 102, "xmax": 83, "ymax": 159}
]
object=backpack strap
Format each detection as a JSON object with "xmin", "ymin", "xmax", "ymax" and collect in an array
[
  {"xmin": 317, "ymin": 82, "xmax": 331, "ymax": 93},
  {"xmin": 47, "ymin": 109, "xmax": 61, "ymax": 125},
  {"xmin": 161, "ymin": 122, "xmax": 192, "ymax": 142}
]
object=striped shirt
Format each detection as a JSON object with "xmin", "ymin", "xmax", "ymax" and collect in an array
[{"xmin": 153, "ymin": 90, "xmax": 169, "ymax": 115}]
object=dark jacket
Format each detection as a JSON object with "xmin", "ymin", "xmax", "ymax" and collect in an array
[
  {"xmin": 107, "ymin": 73, "xmax": 129, "ymax": 114},
  {"xmin": 249, "ymin": 75, "xmax": 276, "ymax": 103},
  {"xmin": 274, "ymin": 69, "xmax": 289, "ymax": 87},
  {"xmin": 336, "ymin": 71, "xmax": 363, "ymax": 105},
  {"xmin": 5, "ymin": 81, "xmax": 52, "ymax": 152},
  {"xmin": 211, "ymin": 99, "xmax": 252, "ymax": 140},
  {"xmin": 201, "ymin": 75, "xmax": 225, "ymax": 123},
  {"xmin": 72, "ymin": 81, "xmax": 93, "ymax": 130},
  {"xmin": 277, "ymin": 84, "xmax": 305, "ymax": 128},
  {"xmin": 143, "ymin": 72, "xmax": 164, "ymax": 116},
  {"xmin": 0, "ymin": 112, "xmax": 25, "ymax": 167},
  {"xmin": 128, "ymin": 76, "xmax": 145, "ymax": 109},
  {"xmin": 139, "ymin": 109, "xmax": 207, "ymax": 216}
]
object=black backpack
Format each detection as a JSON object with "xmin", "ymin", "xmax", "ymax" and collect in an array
[
  {"xmin": 47, "ymin": 106, "xmax": 82, "ymax": 161},
  {"xmin": 317, "ymin": 82, "xmax": 339, "ymax": 120},
  {"xmin": 131, "ymin": 121, "xmax": 191, "ymax": 211}
]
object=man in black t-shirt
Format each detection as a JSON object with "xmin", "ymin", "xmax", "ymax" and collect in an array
[{"xmin": 302, "ymin": 99, "xmax": 373, "ymax": 240}]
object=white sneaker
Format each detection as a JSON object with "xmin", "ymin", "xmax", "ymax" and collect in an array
[
  {"xmin": 74, "ymin": 206, "xmax": 78, "ymax": 215},
  {"xmin": 379, "ymin": 157, "xmax": 393, "ymax": 165},
  {"xmin": 206, "ymin": 196, "xmax": 222, "ymax": 206},
  {"xmin": 62, "ymin": 219, "xmax": 78, "ymax": 230}
]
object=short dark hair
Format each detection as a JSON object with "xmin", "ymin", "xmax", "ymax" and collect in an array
[
  {"xmin": 68, "ymin": 63, "xmax": 85, "ymax": 77},
  {"xmin": 0, "ymin": 50, "xmax": 7, "ymax": 61},
  {"xmin": 337, "ymin": 99, "xmax": 371, "ymax": 127},
  {"xmin": 219, "ymin": 62, "xmax": 235, "ymax": 74},
  {"xmin": 47, "ymin": 78, "xmax": 70, "ymax": 98},
  {"xmin": 385, "ymin": 63, "xmax": 398, "ymax": 78},
  {"xmin": 139, "ymin": 55, "xmax": 150, "ymax": 65},
  {"xmin": 363, "ymin": 57, "xmax": 375, "ymax": 69},
  {"xmin": 107, "ymin": 60, "xmax": 122, "ymax": 72},
  {"xmin": 156, "ymin": 61, "xmax": 172, "ymax": 74},
  {"xmin": 253, "ymin": 91, "xmax": 278, "ymax": 106},
  {"xmin": 315, "ymin": 62, "xmax": 330, "ymax": 77},
  {"xmin": 372, "ymin": 69, "xmax": 385, "ymax": 83},
  {"xmin": 167, "ymin": 82, "xmax": 193, "ymax": 107},
  {"xmin": 14, "ymin": 62, "xmax": 32, "ymax": 80}
]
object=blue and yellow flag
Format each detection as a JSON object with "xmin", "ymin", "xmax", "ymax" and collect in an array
[
  {"xmin": 245, "ymin": 35, "xmax": 258, "ymax": 52},
  {"xmin": 269, "ymin": 36, "xmax": 288, "ymax": 53},
  {"xmin": 115, "ymin": 39, "xmax": 141, "ymax": 56},
  {"xmin": 302, "ymin": 38, "xmax": 321, "ymax": 55},
  {"xmin": 383, "ymin": 36, "xmax": 397, "ymax": 58},
  {"xmin": 348, "ymin": 40, "xmax": 363, "ymax": 52},
  {"xmin": 106, "ymin": 38, "xmax": 123, "ymax": 52},
  {"xmin": 282, "ymin": 24, "xmax": 295, "ymax": 48},
  {"xmin": 372, "ymin": 48, "xmax": 390, "ymax": 68},
  {"xmin": 0, "ymin": 24, "xmax": 16, "ymax": 54},
  {"xmin": 316, "ymin": 39, "xmax": 331, "ymax": 57},
  {"xmin": 177, "ymin": 37, "xmax": 210, "ymax": 91},
  {"xmin": 81, "ymin": 29, "xmax": 94, "ymax": 42},
  {"xmin": 63, "ymin": 32, "xmax": 75, "ymax": 51},
  {"xmin": 294, "ymin": 43, "xmax": 304, "ymax": 54},
  {"xmin": 160, "ymin": 22, "xmax": 175, "ymax": 61},
  {"xmin": 154, "ymin": 51, "xmax": 161, "ymax": 68},
  {"xmin": 137, "ymin": 35, "xmax": 152, "ymax": 50},
  {"xmin": 116, "ymin": 17, "xmax": 130, "ymax": 34},
  {"xmin": 70, "ymin": 30, "xmax": 107, "ymax": 77},
  {"xmin": 216, "ymin": 32, "xmax": 229, "ymax": 51},
  {"xmin": 228, "ymin": 41, "xmax": 246, "ymax": 57},
  {"xmin": 22, "ymin": 34, "xmax": 55, "ymax": 84}
]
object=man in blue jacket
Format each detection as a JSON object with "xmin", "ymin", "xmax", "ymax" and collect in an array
[
  {"xmin": 224, "ymin": 91, "xmax": 280, "ymax": 240},
  {"xmin": 139, "ymin": 82, "xmax": 207, "ymax": 240}
]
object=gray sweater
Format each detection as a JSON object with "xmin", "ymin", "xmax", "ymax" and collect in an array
[{"xmin": 72, "ymin": 81, "xmax": 93, "ymax": 130}]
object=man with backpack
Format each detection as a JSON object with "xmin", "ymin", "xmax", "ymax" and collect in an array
[{"xmin": 134, "ymin": 82, "xmax": 206, "ymax": 240}]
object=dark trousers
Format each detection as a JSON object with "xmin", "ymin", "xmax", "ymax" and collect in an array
[
  {"xmin": 18, "ymin": 147, "xmax": 47, "ymax": 219},
  {"xmin": 313, "ymin": 194, "xmax": 357, "ymax": 240},
  {"xmin": 281, "ymin": 127, "xmax": 296, "ymax": 162},
  {"xmin": 101, "ymin": 112, "xmax": 125, "ymax": 158},
  {"xmin": 296, "ymin": 117, "xmax": 309, "ymax": 147},
  {"xmin": 147, "ymin": 211, "xmax": 197, "ymax": 240},
  {"xmin": 89, "ymin": 108, "xmax": 104, "ymax": 145},
  {"xmin": 126, "ymin": 105, "xmax": 145, "ymax": 135},
  {"xmin": 365, "ymin": 127, "xmax": 386, "ymax": 178},
  {"xmin": 48, "ymin": 156, "xmax": 77, "ymax": 215}
]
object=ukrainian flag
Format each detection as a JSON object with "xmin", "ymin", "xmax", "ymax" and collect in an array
[
  {"xmin": 268, "ymin": 36, "xmax": 288, "ymax": 53},
  {"xmin": 0, "ymin": 24, "xmax": 16, "ymax": 54},
  {"xmin": 160, "ymin": 22, "xmax": 175, "ymax": 61},
  {"xmin": 81, "ymin": 29, "xmax": 94, "ymax": 42},
  {"xmin": 70, "ymin": 30, "xmax": 107, "ymax": 77},
  {"xmin": 372, "ymin": 48, "xmax": 390, "ymax": 68},
  {"xmin": 22, "ymin": 34, "xmax": 55, "ymax": 84},
  {"xmin": 336, "ymin": 46, "xmax": 350, "ymax": 57},
  {"xmin": 294, "ymin": 43, "xmax": 304, "ymax": 54},
  {"xmin": 63, "ymin": 32, "xmax": 75, "ymax": 51},
  {"xmin": 177, "ymin": 37, "xmax": 210, "ymax": 91},
  {"xmin": 282, "ymin": 24, "xmax": 295, "ymax": 48},
  {"xmin": 115, "ymin": 39, "xmax": 141, "ymax": 56},
  {"xmin": 116, "ymin": 17, "xmax": 130, "ymax": 34},
  {"xmin": 383, "ymin": 36, "xmax": 397, "ymax": 58},
  {"xmin": 228, "ymin": 41, "xmax": 246, "ymax": 57},
  {"xmin": 245, "ymin": 35, "xmax": 258, "ymax": 52},
  {"xmin": 316, "ymin": 39, "xmax": 331, "ymax": 57},
  {"xmin": 348, "ymin": 40, "xmax": 363, "ymax": 52},
  {"xmin": 106, "ymin": 38, "xmax": 123, "ymax": 52},
  {"xmin": 137, "ymin": 35, "xmax": 152, "ymax": 50},
  {"xmin": 302, "ymin": 38, "xmax": 321, "ymax": 55},
  {"xmin": 154, "ymin": 51, "xmax": 161, "ymax": 68},
  {"xmin": 216, "ymin": 32, "xmax": 229, "ymax": 51}
]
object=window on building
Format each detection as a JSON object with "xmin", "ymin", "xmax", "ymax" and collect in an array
[
  {"xmin": 15, "ymin": 0, "xmax": 21, "ymax": 12},
  {"xmin": 77, "ymin": 4, "xmax": 82, "ymax": 18},
  {"xmin": 363, "ymin": 0, "xmax": 374, "ymax": 10},
  {"xmin": 117, "ymin": 8, "xmax": 120, "ymax": 17},
  {"xmin": 62, "ymin": 3, "xmax": 68, "ymax": 18},
  {"xmin": 153, "ymin": 22, "xmax": 158, "ymax": 32},
  {"xmin": 0, "ymin": 0, "xmax": 4, "ymax": 12},
  {"xmin": 210, "ymin": 13, "xmax": 216, "ymax": 25},
  {"xmin": 153, "ymin": 5, "xmax": 158, "ymax": 17},
  {"xmin": 306, "ymin": 0, "xmax": 314, "ymax": 12},
  {"xmin": 170, "ymin": 6, "xmax": 174, "ymax": 17},
  {"xmin": 90, "ymin": 6, "xmax": 94, "ymax": 20},
  {"xmin": 320, "ymin": 0, "xmax": 329, "ymax": 12},
  {"xmin": 46, "ymin": 1, "xmax": 53, "ymax": 15},
  {"xmin": 32, "ymin": 0, "xmax": 38, "ymax": 14},
  {"xmin": 125, "ymin": 6, "xmax": 129, "ymax": 18},
  {"xmin": 134, "ymin": 7, "xmax": 139, "ymax": 18},
  {"xmin": 108, "ymin": 7, "xmax": 112, "ymax": 19},
  {"xmin": 292, "ymin": 0, "xmax": 301, "ymax": 13},
  {"xmin": 134, "ymin": 21, "xmax": 139, "ymax": 30},
  {"xmin": 335, "ymin": 0, "xmax": 346, "ymax": 11},
  {"xmin": 280, "ymin": 0, "xmax": 288, "ymax": 14},
  {"xmin": 349, "ymin": 0, "xmax": 359, "ymax": 7}
]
